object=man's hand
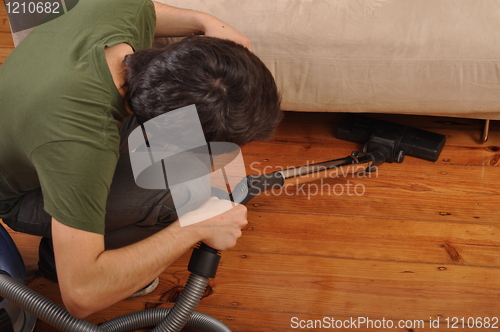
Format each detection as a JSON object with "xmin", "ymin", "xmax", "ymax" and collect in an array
[
  {"xmin": 153, "ymin": 2, "xmax": 252, "ymax": 51},
  {"xmin": 182, "ymin": 197, "xmax": 248, "ymax": 250}
]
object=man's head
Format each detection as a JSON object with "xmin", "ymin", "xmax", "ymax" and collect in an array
[{"xmin": 124, "ymin": 36, "xmax": 282, "ymax": 146}]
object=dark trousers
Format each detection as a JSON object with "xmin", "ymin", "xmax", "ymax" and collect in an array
[{"xmin": 3, "ymin": 116, "xmax": 211, "ymax": 249}]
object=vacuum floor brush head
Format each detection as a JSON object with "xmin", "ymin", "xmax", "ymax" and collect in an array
[{"xmin": 337, "ymin": 114, "xmax": 446, "ymax": 162}]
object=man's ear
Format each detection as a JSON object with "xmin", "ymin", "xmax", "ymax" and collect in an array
[{"xmin": 125, "ymin": 103, "xmax": 134, "ymax": 115}]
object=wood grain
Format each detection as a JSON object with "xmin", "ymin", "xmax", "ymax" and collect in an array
[
  {"xmin": 0, "ymin": 14, "xmax": 11, "ymax": 33},
  {"xmin": 243, "ymin": 116, "xmax": 500, "ymax": 167},
  {"xmin": 24, "ymin": 250, "xmax": 500, "ymax": 331},
  {"xmin": 0, "ymin": 1, "xmax": 11, "ymax": 32},
  {"xmin": 242, "ymin": 153, "xmax": 500, "ymax": 194},
  {"xmin": 0, "ymin": 0, "xmax": 14, "ymax": 63},
  {"xmin": 2, "ymin": 103, "xmax": 499, "ymax": 330},
  {"xmin": 0, "ymin": 31, "xmax": 14, "ymax": 47}
]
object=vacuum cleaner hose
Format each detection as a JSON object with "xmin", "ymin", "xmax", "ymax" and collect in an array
[
  {"xmin": 150, "ymin": 273, "xmax": 215, "ymax": 332},
  {"xmin": 100, "ymin": 307, "xmax": 231, "ymax": 332},
  {"xmin": 0, "ymin": 273, "xmax": 100, "ymax": 332},
  {"xmin": 0, "ymin": 273, "xmax": 231, "ymax": 332}
]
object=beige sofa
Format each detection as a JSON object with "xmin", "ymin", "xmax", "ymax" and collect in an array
[
  {"xmin": 156, "ymin": 0, "xmax": 500, "ymax": 124},
  {"xmin": 11, "ymin": 0, "xmax": 500, "ymax": 123}
]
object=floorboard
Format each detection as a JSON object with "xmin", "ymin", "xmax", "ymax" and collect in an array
[{"xmin": 2, "ymin": 111, "xmax": 499, "ymax": 332}]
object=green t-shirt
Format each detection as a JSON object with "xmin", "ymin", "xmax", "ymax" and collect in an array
[{"xmin": 0, "ymin": 0, "xmax": 156, "ymax": 234}]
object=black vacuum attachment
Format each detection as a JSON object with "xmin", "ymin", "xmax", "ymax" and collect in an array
[{"xmin": 337, "ymin": 114, "xmax": 446, "ymax": 165}]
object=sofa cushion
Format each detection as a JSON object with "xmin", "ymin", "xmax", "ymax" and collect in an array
[{"xmin": 158, "ymin": 0, "xmax": 500, "ymax": 119}]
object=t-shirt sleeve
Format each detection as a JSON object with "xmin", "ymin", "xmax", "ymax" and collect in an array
[
  {"xmin": 133, "ymin": 0, "xmax": 156, "ymax": 50},
  {"xmin": 104, "ymin": 0, "xmax": 156, "ymax": 52},
  {"xmin": 30, "ymin": 141, "xmax": 118, "ymax": 234}
]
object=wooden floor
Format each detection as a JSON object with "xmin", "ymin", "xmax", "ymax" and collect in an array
[
  {"xmin": 2, "ymin": 112, "xmax": 499, "ymax": 332},
  {"xmin": 2, "ymin": 4, "xmax": 500, "ymax": 332},
  {"xmin": 0, "ymin": 1, "xmax": 14, "ymax": 63}
]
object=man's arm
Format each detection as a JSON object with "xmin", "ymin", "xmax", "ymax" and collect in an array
[
  {"xmin": 52, "ymin": 197, "xmax": 247, "ymax": 318},
  {"xmin": 152, "ymin": 1, "xmax": 251, "ymax": 50}
]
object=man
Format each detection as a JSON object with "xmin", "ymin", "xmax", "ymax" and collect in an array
[{"xmin": 0, "ymin": 0, "xmax": 282, "ymax": 318}]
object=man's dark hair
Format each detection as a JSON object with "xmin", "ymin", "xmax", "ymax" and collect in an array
[{"xmin": 123, "ymin": 36, "xmax": 282, "ymax": 146}]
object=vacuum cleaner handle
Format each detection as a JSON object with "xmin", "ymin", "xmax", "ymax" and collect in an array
[
  {"xmin": 188, "ymin": 173, "xmax": 285, "ymax": 277},
  {"xmin": 188, "ymin": 243, "xmax": 221, "ymax": 279}
]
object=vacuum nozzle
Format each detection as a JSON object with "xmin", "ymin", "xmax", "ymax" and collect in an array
[{"xmin": 337, "ymin": 114, "xmax": 446, "ymax": 163}]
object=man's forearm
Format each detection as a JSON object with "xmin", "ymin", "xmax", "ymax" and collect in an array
[
  {"xmin": 53, "ymin": 219, "xmax": 202, "ymax": 318},
  {"xmin": 152, "ymin": 2, "xmax": 215, "ymax": 37},
  {"xmin": 152, "ymin": 1, "xmax": 252, "ymax": 50},
  {"xmin": 53, "ymin": 198, "xmax": 246, "ymax": 318}
]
